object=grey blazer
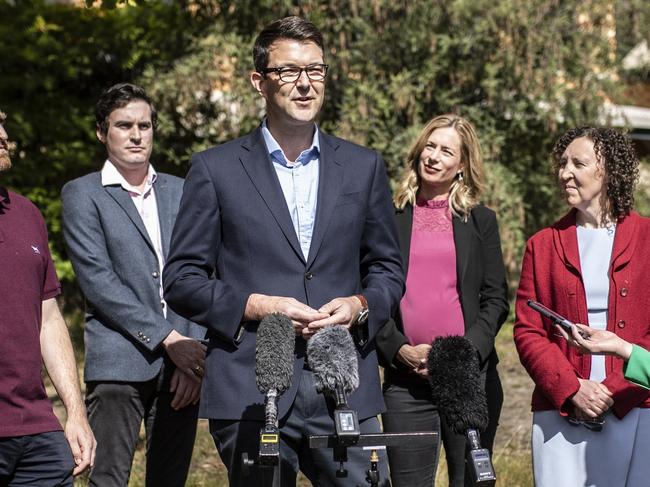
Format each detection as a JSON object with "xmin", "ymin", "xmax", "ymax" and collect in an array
[{"xmin": 62, "ymin": 171, "xmax": 204, "ymax": 382}]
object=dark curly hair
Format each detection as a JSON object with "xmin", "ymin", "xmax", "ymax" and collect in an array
[{"xmin": 552, "ymin": 126, "xmax": 639, "ymax": 220}]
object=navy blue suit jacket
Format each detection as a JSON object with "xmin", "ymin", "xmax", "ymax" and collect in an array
[{"xmin": 163, "ymin": 127, "xmax": 404, "ymax": 421}]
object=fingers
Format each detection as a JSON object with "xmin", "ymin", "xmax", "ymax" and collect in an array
[
  {"xmin": 554, "ymin": 324, "xmax": 570, "ymax": 341},
  {"xmin": 588, "ymin": 384, "xmax": 613, "ymax": 415},
  {"xmin": 307, "ymin": 311, "xmax": 348, "ymax": 332},
  {"xmin": 412, "ymin": 343, "xmax": 431, "ymax": 358},
  {"xmin": 72, "ymin": 432, "xmax": 94, "ymax": 475},
  {"xmin": 278, "ymin": 298, "xmax": 328, "ymax": 323},
  {"xmin": 189, "ymin": 381, "xmax": 201, "ymax": 405},
  {"xmin": 67, "ymin": 431, "xmax": 82, "ymax": 473},
  {"xmin": 572, "ymin": 379, "xmax": 614, "ymax": 417},
  {"xmin": 287, "ymin": 306, "xmax": 329, "ymax": 324},
  {"xmin": 170, "ymin": 367, "xmax": 180, "ymax": 392},
  {"xmin": 598, "ymin": 382, "xmax": 613, "ymax": 398},
  {"xmin": 66, "ymin": 421, "xmax": 96, "ymax": 476},
  {"xmin": 308, "ymin": 298, "xmax": 357, "ymax": 332},
  {"xmin": 317, "ymin": 300, "xmax": 339, "ymax": 315},
  {"xmin": 413, "ymin": 366, "xmax": 429, "ymax": 378},
  {"xmin": 293, "ymin": 321, "xmax": 306, "ymax": 336},
  {"xmin": 168, "ymin": 339, "xmax": 206, "ymax": 383},
  {"xmin": 171, "ymin": 370, "xmax": 196, "ymax": 410}
]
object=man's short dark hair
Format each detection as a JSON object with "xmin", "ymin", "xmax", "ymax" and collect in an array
[
  {"xmin": 95, "ymin": 83, "xmax": 157, "ymax": 136},
  {"xmin": 253, "ymin": 16, "xmax": 324, "ymax": 73}
]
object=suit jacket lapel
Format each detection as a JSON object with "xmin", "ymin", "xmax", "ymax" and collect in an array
[
  {"xmin": 610, "ymin": 211, "xmax": 638, "ymax": 271},
  {"xmin": 306, "ymin": 133, "xmax": 343, "ymax": 267},
  {"xmin": 239, "ymin": 128, "xmax": 305, "ymax": 263},
  {"xmin": 154, "ymin": 173, "xmax": 172, "ymax": 257},
  {"xmin": 453, "ymin": 214, "xmax": 472, "ymax": 287},
  {"xmin": 552, "ymin": 210, "xmax": 582, "ymax": 274},
  {"xmin": 395, "ymin": 205, "xmax": 413, "ymax": 271},
  {"xmin": 104, "ymin": 184, "xmax": 155, "ymax": 252}
]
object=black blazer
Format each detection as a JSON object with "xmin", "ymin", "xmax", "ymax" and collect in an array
[{"xmin": 375, "ymin": 203, "xmax": 509, "ymax": 371}]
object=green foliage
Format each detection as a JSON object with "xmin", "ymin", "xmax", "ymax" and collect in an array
[
  {"xmin": 0, "ymin": 0, "xmax": 210, "ymax": 290},
  {"xmin": 2, "ymin": 0, "xmax": 649, "ymax": 294},
  {"xmin": 634, "ymin": 159, "xmax": 650, "ymax": 217}
]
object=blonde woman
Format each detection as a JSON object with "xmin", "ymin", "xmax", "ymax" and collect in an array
[{"xmin": 376, "ymin": 114, "xmax": 509, "ymax": 487}]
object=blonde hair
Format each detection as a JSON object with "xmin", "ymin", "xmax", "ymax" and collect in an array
[{"xmin": 394, "ymin": 114, "xmax": 485, "ymax": 220}]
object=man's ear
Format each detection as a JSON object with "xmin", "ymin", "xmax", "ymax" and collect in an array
[
  {"xmin": 250, "ymin": 71, "xmax": 266, "ymax": 97},
  {"xmin": 96, "ymin": 127, "xmax": 105, "ymax": 144}
]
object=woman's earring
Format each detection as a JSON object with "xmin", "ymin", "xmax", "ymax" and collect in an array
[{"xmin": 457, "ymin": 171, "xmax": 464, "ymax": 182}]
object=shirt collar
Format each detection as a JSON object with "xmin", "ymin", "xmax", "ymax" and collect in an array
[
  {"xmin": 261, "ymin": 119, "xmax": 320, "ymax": 168},
  {"xmin": 416, "ymin": 196, "xmax": 449, "ymax": 209},
  {"xmin": 101, "ymin": 160, "xmax": 157, "ymax": 195},
  {"xmin": 0, "ymin": 186, "xmax": 9, "ymax": 213},
  {"xmin": 0, "ymin": 186, "xmax": 8, "ymax": 204}
]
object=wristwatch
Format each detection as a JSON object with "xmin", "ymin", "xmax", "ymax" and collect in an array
[{"xmin": 352, "ymin": 294, "xmax": 369, "ymax": 327}]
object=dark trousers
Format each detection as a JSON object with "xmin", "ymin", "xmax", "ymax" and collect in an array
[
  {"xmin": 382, "ymin": 367, "xmax": 502, "ymax": 487},
  {"xmin": 0, "ymin": 431, "xmax": 74, "ymax": 487},
  {"xmin": 86, "ymin": 365, "xmax": 199, "ymax": 487},
  {"xmin": 210, "ymin": 367, "xmax": 391, "ymax": 487}
]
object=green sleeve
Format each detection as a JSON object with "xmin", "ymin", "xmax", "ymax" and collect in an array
[{"xmin": 623, "ymin": 345, "xmax": 650, "ymax": 390}]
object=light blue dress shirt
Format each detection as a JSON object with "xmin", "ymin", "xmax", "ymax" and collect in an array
[{"xmin": 261, "ymin": 120, "xmax": 320, "ymax": 259}]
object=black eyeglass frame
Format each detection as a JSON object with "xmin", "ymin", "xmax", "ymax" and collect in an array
[{"xmin": 260, "ymin": 64, "xmax": 330, "ymax": 82}]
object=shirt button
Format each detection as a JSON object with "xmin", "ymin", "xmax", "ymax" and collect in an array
[
  {"xmin": 152, "ymin": 271, "xmax": 159, "ymax": 279},
  {"xmin": 618, "ymin": 320, "xmax": 626, "ymax": 329},
  {"xmin": 305, "ymin": 272, "xmax": 313, "ymax": 280},
  {"xmin": 620, "ymin": 288, "xmax": 628, "ymax": 297}
]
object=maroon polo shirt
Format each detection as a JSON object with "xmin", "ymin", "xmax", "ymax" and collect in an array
[{"xmin": 0, "ymin": 187, "xmax": 62, "ymax": 437}]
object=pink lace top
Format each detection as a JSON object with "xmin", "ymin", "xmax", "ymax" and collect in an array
[{"xmin": 400, "ymin": 198, "xmax": 465, "ymax": 345}]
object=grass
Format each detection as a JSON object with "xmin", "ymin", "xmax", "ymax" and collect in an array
[{"xmin": 60, "ymin": 322, "xmax": 534, "ymax": 486}]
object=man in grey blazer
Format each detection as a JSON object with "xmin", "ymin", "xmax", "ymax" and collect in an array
[{"xmin": 61, "ymin": 83, "xmax": 206, "ymax": 487}]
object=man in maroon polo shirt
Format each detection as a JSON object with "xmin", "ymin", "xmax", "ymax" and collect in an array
[{"xmin": 0, "ymin": 110, "xmax": 96, "ymax": 486}]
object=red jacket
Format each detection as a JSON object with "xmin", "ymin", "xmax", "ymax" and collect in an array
[{"xmin": 514, "ymin": 210, "xmax": 650, "ymax": 419}]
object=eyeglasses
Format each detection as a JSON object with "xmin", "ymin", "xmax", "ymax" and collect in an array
[{"xmin": 260, "ymin": 64, "xmax": 329, "ymax": 83}]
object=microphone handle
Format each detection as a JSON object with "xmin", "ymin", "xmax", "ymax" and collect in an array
[
  {"xmin": 265, "ymin": 388, "xmax": 279, "ymax": 428},
  {"xmin": 334, "ymin": 385, "xmax": 348, "ymax": 409},
  {"xmin": 465, "ymin": 428, "xmax": 482, "ymax": 450}
]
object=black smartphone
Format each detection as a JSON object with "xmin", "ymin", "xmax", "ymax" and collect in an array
[{"xmin": 527, "ymin": 299, "xmax": 575, "ymax": 332}]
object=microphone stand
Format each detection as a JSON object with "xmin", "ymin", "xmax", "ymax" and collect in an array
[{"xmin": 241, "ymin": 389, "xmax": 282, "ymax": 487}]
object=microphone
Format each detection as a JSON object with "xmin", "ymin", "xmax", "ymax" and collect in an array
[
  {"xmin": 428, "ymin": 336, "xmax": 496, "ymax": 486},
  {"xmin": 255, "ymin": 313, "xmax": 295, "ymax": 465},
  {"xmin": 307, "ymin": 326, "xmax": 360, "ymax": 446}
]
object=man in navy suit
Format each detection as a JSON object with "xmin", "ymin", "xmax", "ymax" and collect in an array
[
  {"xmin": 164, "ymin": 17, "xmax": 404, "ymax": 486},
  {"xmin": 62, "ymin": 84, "xmax": 206, "ymax": 487}
]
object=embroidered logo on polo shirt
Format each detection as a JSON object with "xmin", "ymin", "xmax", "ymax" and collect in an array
[{"xmin": 31, "ymin": 245, "xmax": 40, "ymax": 254}]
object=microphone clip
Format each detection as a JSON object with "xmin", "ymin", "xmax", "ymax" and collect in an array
[
  {"xmin": 333, "ymin": 407, "xmax": 360, "ymax": 447},
  {"xmin": 465, "ymin": 430, "xmax": 496, "ymax": 486},
  {"xmin": 258, "ymin": 424, "xmax": 281, "ymax": 466}
]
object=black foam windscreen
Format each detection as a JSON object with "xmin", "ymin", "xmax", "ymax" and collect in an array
[
  {"xmin": 427, "ymin": 335, "xmax": 489, "ymax": 434},
  {"xmin": 307, "ymin": 326, "xmax": 359, "ymax": 395},
  {"xmin": 255, "ymin": 313, "xmax": 295, "ymax": 394}
]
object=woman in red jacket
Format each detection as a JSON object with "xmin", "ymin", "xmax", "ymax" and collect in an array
[{"xmin": 514, "ymin": 127, "xmax": 650, "ymax": 487}]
